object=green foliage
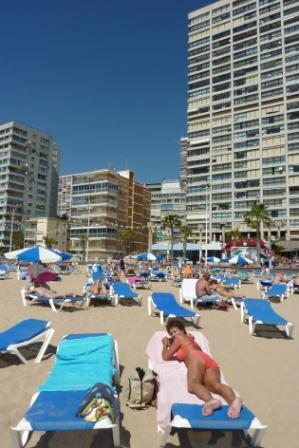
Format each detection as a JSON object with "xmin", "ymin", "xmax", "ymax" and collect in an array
[
  {"xmin": 162, "ymin": 214, "xmax": 182, "ymax": 262},
  {"xmin": 244, "ymin": 203, "xmax": 271, "ymax": 239},
  {"xmin": 119, "ymin": 227, "xmax": 136, "ymax": 254},
  {"xmin": 180, "ymin": 225, "xmax": 192, "ymax": 258},
  {"xmin": 244, "ymin": 203, "xmax": 271, "ymax": 266},
  {"xmin": 43, "ymin": 235, "xmax": 57, "ymax": 249},
  {"xmin": 12, "ymin": 231, "xmax": 24, "ymax": 250}
]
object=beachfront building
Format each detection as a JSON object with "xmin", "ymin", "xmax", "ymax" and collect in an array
[
  {"xmin": 24, "ymin": 217, "xmax": 68, "ymax": 251},
  {"xmin": 58, "ymin": 169, "xmax": 151, "ymax": 261},
  {"xmin": 146, "ymin": 179, "xmax": 186, "ymax": 240},
  {"xmin": 186, "ymin": 0, "xmax": 299, "ymax": 245},
  {"xmin": 0, "ymin": 121, "xmax": 60, "ymax": 251}
]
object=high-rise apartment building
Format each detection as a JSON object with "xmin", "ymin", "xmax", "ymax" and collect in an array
[
  {"xmin": 146, "ymin": 179, "xmax": 186, "ymax": 231},
  {"xmin": 58, "ymin": 169, "xmax": 150, "ymax": 260},
  {"xmin": 0, "ymin": 121, "xmax": 60, "ymax": 250},
  {"xmin": 186, "ymin": 0, "xmax": 299, "ymax": 243}
]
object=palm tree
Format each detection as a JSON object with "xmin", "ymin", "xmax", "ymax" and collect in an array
[
  {"xmin": 244, "ymin": 203, "xmax": 271, "ymax": 266},
  {"xmin": 119, "ymin": 227, "xmax": 136, "ymax": 254},
  {"xmin": 180, "ymin": 225, "xmax": 192, "ymax": 259},
  {"xmin": 12, "ymin": 231, "xmax": 24, "ymax": 249},
  {"xmin": 43, "ymin": 235, "xmax": 57, "ymax": 249},
  {"xmin": 226, "ymin": 228, "xmax": 241, "ymax": 242},
  {"xmin": 79, "ymin": 233, "xmax": 89, "ymax": 262},
  {"xmin": 162, "ymin": 214, "xmax": 182, "ymax": 263}
]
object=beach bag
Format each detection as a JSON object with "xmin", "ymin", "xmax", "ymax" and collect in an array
[{"xmin": 125, "ymin": 367, "xmax": 156, "ymax": 409}]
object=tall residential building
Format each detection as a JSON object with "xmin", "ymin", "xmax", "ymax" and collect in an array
[
  {"xmin": 146, "ymin": 179, "xmax": 186, "ymax": 232},
  {"xmin": 0, "ymin": 121, "xmax": 60, "ymax": 250},
  {"xmin": 180, "ymin": 137, "xmax": 188, "ymax": 189},
  {"xmin": 186, "ymin": 0, "xmax": 299, "ymax": 244},
  {"xmin": 58, "ymin": 169, "xmax": 151, "ymax": 260}
]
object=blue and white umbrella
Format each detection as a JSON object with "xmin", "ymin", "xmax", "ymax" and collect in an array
[
  {"xmin": 4, "ymin": 246, "xmax": 62, "ymax": 264},
  {"xmin": 136, "ymin": 252, "xmax": 162, "ymax": 261},
  {"xmin": 228, "ymin": 255, "xmax": 253, "ymax": 265},
  {"xmin": 207, "ymin": 256, "xmax": 220, "ymax": 263},
  {"xmin": 52, "ymin": 249, "xmax": 74, "ymax": 261}
]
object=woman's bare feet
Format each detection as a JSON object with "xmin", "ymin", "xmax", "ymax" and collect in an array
[
  {"xmin": 228, "ymin": 397, "xmax": 242, "ymax": 418},
  {"xmin": 202, "ymin": 398, "xmax": 222, "ymax": 416}
]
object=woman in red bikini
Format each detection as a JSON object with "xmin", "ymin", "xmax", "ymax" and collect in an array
[{"xmin": 162, "ymin": 318, "xmax": 242, "ymax": 418}]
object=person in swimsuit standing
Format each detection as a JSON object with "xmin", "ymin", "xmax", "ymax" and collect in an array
[{"xmin": 161, "ymin": 318, "xmax": 242, "ymax": 418}]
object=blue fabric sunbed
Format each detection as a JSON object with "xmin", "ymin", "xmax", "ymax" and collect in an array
[
  {"xmin": 159, "ymin": 403, "xmax": 267, "ymax": 447},
  {"xmin": 148, "ymin": 292, "xmax": 200, "ymax": 326},
  {"xmin": 111, "ymin": 281, "xmax": 141, "ymax": 305},
  {"xmin": 262, "ymin": 284, "xmax": 288, "ymax": 302},
  {"xmin": 10, "ymin": 333, "xmax": 120, "ymax": 447},
  {"xmin": 0, "ymin": 318, "xmax": 54, "ymax": 364},
  {"xmin": 241, "ymin": 298, "xmax": 294, "ymax": 337},
  {"xmin": 21, "ymin": 287, "xmax": 85, "ymax": 312}
]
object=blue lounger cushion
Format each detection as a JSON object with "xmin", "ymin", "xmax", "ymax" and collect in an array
[
  {"xmin": 39, "ymin": 335, "xmax": 114, "ymax": 391},
  {"xmin": 151, "ymin": 293, "xmax": 196, "ymax": 317},
  {"xmin": 0, "ymin": 318, "xmax": 48, "ymax": 351},
  {"xmin": 244, "ymin": 299, "xmax": 288, "ymax": 325},
  {"xmin": 171, "ymin": 403, "xmax": 255, "ymax": 430},
  {"xmin": 113, "ymin": 282, "xmax": 138, "ymax": 298},
  {"xmin": 25, "ymin": 390, "xmax": 102, "ymax": 431}
]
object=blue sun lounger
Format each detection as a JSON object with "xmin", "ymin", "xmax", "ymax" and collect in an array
[
  {"xmin": 111, "ymin": 281, "xmax": 142, "ymax": 305},
  {"xmin": 241, "ymin": 298, "xmax": 294, "ymax": 337},
  {"xmin": 262, "ymin": 284, "xmax": 288, "ymax": 302},
  {"xmin": 221, "ymin": 277, "xmax": 241, "ymax": 289},
  {"xmin": 160, "ymin": 403, "xmax": 267, "ymax": 448},
  {"xmin": 148, "ymin": 292, "xmax": 200, "ymax": 326},
  {"xmin": 21, "ymin": 287, "xmax": 86, "ymax": 312},
  {"xmin": 0, "ymin": 319, "xmax": 54, "ymax": 364},
  {"xmin": 10, "ymin": 333, "xmax": 120, "ymax": 447}
]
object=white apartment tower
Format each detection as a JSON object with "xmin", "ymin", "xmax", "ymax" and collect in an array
[
  {"xmin": 186, "ymin": 0, "xmax": 299, "ymax": 243},
  {"xmin": 0, "ymin": 121, "xmax": 60, "ymax": 250}
]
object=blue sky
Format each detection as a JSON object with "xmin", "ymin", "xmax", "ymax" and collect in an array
[{"xmin": 1, "ymin": 0, "xmax": 212, "ymax": 183}]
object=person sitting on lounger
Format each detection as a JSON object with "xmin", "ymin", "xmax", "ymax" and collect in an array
[
  {"xmin": 89, "ymin": 279, "xmax": 110, "ymax": 295},
  {"xmin": 273, "ymin": 271, "xmax": 287, "ymax": 284},
  {"xmin": 195, "ymin": 273, "xmax": 229, "ymax": 310},
  {"xmin": 29, "ymin": 281, "xmax": 79, "ymax": 299},
  {"xmin": 162, "ymin": 318, "xmax": 242, "ymax": 418}
]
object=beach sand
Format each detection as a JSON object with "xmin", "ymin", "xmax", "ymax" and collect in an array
[{"xmin": 0, "ymin": 271, "xmax": 298, "ymax": 447}]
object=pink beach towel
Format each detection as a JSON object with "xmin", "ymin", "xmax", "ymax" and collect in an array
[{"xmin": 146, "ymin": 331, "xmax": 233, "ymax": 429}]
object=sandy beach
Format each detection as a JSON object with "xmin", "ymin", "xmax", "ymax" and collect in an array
[{"xmin": 0, "ymin": 270, "xmax": 298, "ymax": 448}]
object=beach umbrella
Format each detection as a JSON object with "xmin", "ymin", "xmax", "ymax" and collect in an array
[
  {"xmin": 228, "ymin": 255, "xmax": 253, "ymax": 265},
  {"xmin": 4, "ymin": 246, "xmax": 62, "ymax": 264},
  {"xmin": 136, "ymin": 252, "xmax": 160, "ymax": 261},
  {"xmin": 207, "ymin": 256, "xmax": 220, "ymax": 263},
  {"xmin": 52, "ymin": 249, "xmax": 74, "ymax": 261},
  {"xmin": 37, "ymin": 271, "xmax": 59, "ymax": 283}
]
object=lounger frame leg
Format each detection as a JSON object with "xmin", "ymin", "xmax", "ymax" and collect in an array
[
  {"xmin": 10, "ymin": 426, "xmax": 32, "ymax": 448},
  {"xmin": 159, "ymin": 425, "xmax": 172, "ymax": 447},
  {"xmin": 248, "ymin": 316, "xmax": 255, "ymax": 335},
  {"xmin": 148, "ymin": 296, "xmax": 153, "ymax": 316},
  {"xmin": 286, "ymin": 323, "xmax": 294, "ymax": 338},
  {"xmin": 7, "ymin": 327, "xmax": 54, "ymax": 364},
  {"xmin": 245, "ymin": 422, "xmax": 267, "ymax": 447},
  {"xmin": 35, "ymin": 328, "xmax": 55, "ymax": 363},
  {"xmin": 112, "ymin": 423, "xmax": 120, "ymax": 447},
  {"xmin": 10, "ymin": 428, "xmax": 23, "ymax": 448}
]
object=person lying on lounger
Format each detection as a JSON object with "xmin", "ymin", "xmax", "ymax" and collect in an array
[
  {"xmin": 209, "ymin": 279, "xmax": 245, "ymax": 301},
  {"xmin": 162, "ymin": 318, "xmax": 242, "ymax": 418},
  {"xmin": 29, "ymin": 281, "xmax": 80, "ymax": 299}
]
